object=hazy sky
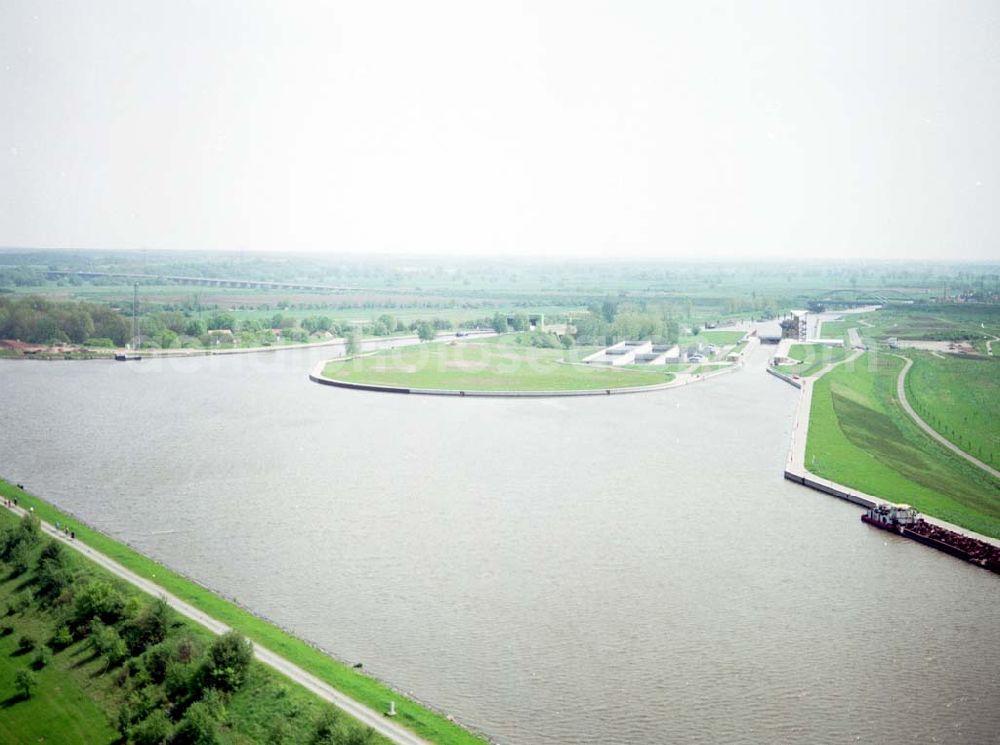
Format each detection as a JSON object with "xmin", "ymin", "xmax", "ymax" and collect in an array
[{"xmin": 2, "ymin": 1, "xmax": 998, "ymax": 260}]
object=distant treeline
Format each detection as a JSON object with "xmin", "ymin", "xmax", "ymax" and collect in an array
[{"xmin": 0, "ymin": 295, "xmax": 129, "ymax": 345}]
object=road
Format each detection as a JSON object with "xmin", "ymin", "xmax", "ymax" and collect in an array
[
  {"xmin": 892, "ymin": 355, "xmax": 1000, "ymax": 481},
  {"xmin": 2, "ymin": 503, "xmax": 430, "ymax": 745}
]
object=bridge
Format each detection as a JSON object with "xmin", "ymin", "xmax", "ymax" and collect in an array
[{"xmin": 46, "ymin": 270, "xmax": 364, "ymax": 293}]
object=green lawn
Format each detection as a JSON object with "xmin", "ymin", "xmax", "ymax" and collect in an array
[
  {"xmin": 0, "ymin": 480, "xmax": 487, "ymax": 745},
  {"xmin": 686, "ymin": 330, "xmax": 747, "ymax": 346},
  {"xmin": 784, "ymin": 344, "xmax": 849, "ymax": 378},
  {"xmin": 0, "ymin": 621, "xmax": 118, "ymax": 745},
  {"xmin": 806, "ymin": 353, "xmax": 1000, "ymax": 538},
  {"xmin": 322, "ymin": 336, "xmax": 672, "ymax": 391},
  {"xmin": 904, "ymin": 352, "xmax": 1000, "ymax": 470},
  {"xmin": 817, "ymin": 320, "xmax": 848, "ymax": 340}
]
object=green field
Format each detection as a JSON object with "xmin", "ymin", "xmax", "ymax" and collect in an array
[
  {"xmin": 322, "ymin": 336, "xmax": 673, "ymax": 391},
  {"xmin": 784, "ymin": 344, "xmax": 850, "ymax": 378},
  {"xmin": 817, "ymin": 320, "xmax": 848, "ymax": 340},
  {"xmin": 685, "ymin": 330, "xmax": 747, "ymax": 346},
  {"xmin": 806, "ymin": 353, "xmax": 1000, "ymax": 538},
  {"xmin": 857, "ymin": 304, "xmax": 1000, "ymax": 344},
  {"xmin": 0, "ymin": 480, "xmax": 486, "ymax": 745},
  {"xmin": 904, "ymin": 352, "xmax": 1000, "ymax": 470},
  {"xmin": 0, "ymin": 610, "xmax": 118, "ymax": 744}
]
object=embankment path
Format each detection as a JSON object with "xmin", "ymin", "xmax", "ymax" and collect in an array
[{"xmin": 1, "ymin": 503, "xmax": 430, "ymax": 745}]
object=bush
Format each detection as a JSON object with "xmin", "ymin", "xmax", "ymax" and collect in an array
[
  {"xmin": 17, "ymin": 634, "xmax": 36, "ymax": 652},
  {"xmin": 32, "ymin": 645, "xmax": 52, "ymax": 670},
  {"xmin": 14, "ymin": 669, "xmax": 36, "ymax": 700},
  {"xmin": 0, "ymin": 623, "xmax": 13, "ymax": 636},
  {"xmin": 50, "ymin": 624, "xmax": 73, "ymax": 649},
  {"xmin": 91, "ymin": 621, "xmax": 128, "ymax": 666},
  {"xmin": 74, "ymin": 580, "xmax": 126, "ymax": 626},
  {"xmin": 129, "ymin": 709, "xmax": 172, "ymax": 745},
  {"xmin": 203, "ymin": 631, "xmax": 253, "ymax": 692},
  {"xmin": 172, "ymin": 700, "xmax": 220, "ymax": 745}
]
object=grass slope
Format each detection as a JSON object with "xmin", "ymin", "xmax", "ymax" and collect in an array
[
  {"xmin": 0, "ymin": 480, "xmax": 487, "ymax": 745},
  {"xmin": 806, "ymin": 353, "xmax": 1000, "ymax": 538},
  {"xmin": 324, "ymin": 336, "xmax": 670, "ymax": 391},
  {"xmin": 904, "ymin": 352, "xmax": 1000, "ymax": 470},
  {"xmin": 817, "ymin": 320, "xmax": 848, "ymax": 340},
  {"xmin": 785, "ymin": 344, "xmax": 849, "ymax": 378}
]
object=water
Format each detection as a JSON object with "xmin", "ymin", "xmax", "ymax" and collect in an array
[{"xmin": 1, "ymin": 344, "xmax": 998, "ymax": 744}]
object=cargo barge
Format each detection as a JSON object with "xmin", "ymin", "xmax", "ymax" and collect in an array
[{"xmin": 862, "ymin": 503, "xmax": 1000, "ymax": 574}]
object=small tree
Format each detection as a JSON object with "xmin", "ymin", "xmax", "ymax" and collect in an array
[
  {"xmin": 345, "ymin": 330, "xmax": 361, "ymax": 356},
  {"xmin": 14, "ymin": 668, "xmax": 36, "ymax": 700},
  {"xmin": 32, "ymin": 646, "xmax": 52, "ymax": 670},
  {"xmin": 416, "ymin": 322, "xmax": 435, "ymax": 342},
  {"xmin": 203, "ymin": 631, "xmax": 253, "ymax": 692}
]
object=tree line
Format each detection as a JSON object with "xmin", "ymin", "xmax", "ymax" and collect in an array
[{"xmin": 0, "ymin": 510, "xmax": 375, "ymax": 744}]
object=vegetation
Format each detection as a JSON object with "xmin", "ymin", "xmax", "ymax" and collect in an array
[
  {"xmin": 0, "ymin": 509, "xmax": 386, "ymax": 744},
  {"xmin": 817, "ymin": 320, "xmax": 848, "ymax": 340},
  {"xmin": 783, "ymin": 344, "xmax": 850, "ymax": 378},
  {"xmin": 806, "ymin": 353, "xmax": 1000, "ymax": 538},
  {"xmin": 323, "ymin": 334, "xmax": 674, "ymax": 392},
  {"xmin": 0, "ymin": 479, "xmax": 487, "ymax": 745},
  {"xmin": 903, "ymin": 352, "xmax": 1000, "ymax": 469},
  {"xmin": 0, "ymin": 295, "xmax": 129, "ymax": 346}
]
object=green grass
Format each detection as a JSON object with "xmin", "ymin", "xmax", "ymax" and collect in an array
[
  {"xmin": 0, "ymin": 616, "xmax": 118, "ymax": 744},
  {"xmin": 805, "ymin": 353, "xmax": 1000, "ymax": 538},
  {"xmin": 857, "ymin": 304, "xmax": 1000, "ymax": 342},
  {"xmin": 904, "ymin": 352, "xmax": 1000, "ymax": 470},
  {"xmin": 323, "ymin": 336, "xmax": 672, "ymax": 391},
  {"xmin": 0, "ymin": 508, "xmax": 391, "ymax": 744},
  {"xmin": 784, "ymin": 344, "xmax": 849, "ymax": 377},
  {"xmin": 817, "ymin": 320, "xmax": 848, "ymax": 340},
  {"xmin": 680, "ymin": 329, "xmax": 747, "ymax": 347},
  {"xmin": 0, "ymin": 481, "xmax": 487, "ymax": 745}
]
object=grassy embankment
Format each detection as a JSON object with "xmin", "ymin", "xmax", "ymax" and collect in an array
[
  {"xmin": 323, "ymin": 335, "xmax": 672, "ymax": 391},
  {"xmin": 817, "ymin": 320, "xmax": 848, "ymax": 340},
  {"xmin": 684, "ymin": 330, "xmax": 747, "ymax": 346},
  {"xmin": 904, "ymin": 352, "xmax": 1000, "ymax": 470},
  {"xmin": 806, "ymin": 352, "xmax": 1000, "ymax": 538},
  {"xmin": 0, "ymin": 507, "xmax": 387, "ymax": 744},
  {"xmin": 784, "ymin": 344, "xmax": 849, "ymax": 378},
  {"xmin": 857, "ymin": 304, "xmax": 1000, "ymax": 351},
  {"xmin": 0, "ymin": 480, "xmax": 487, "ymax": 745}
]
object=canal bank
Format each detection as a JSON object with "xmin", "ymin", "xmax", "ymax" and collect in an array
[{"xmin": 775, "ymin": 343, "xmax": 1000, "ymax": 550}]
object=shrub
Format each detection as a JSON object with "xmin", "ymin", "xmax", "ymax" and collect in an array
[
  {"xmin": 50, "ymin": 624, "xmax": 73, "ymax": 649},
  {"xmin": 17, "ymin": 634, "xmax": 36, "ymax": 652},
  {"xmin": 203, "ymin": 631, "xmax": 253, "ymax": 692},
  {"xmin": 32, "ymin": 646, "xmax": 52, "ymax": 670},
  {"xmin": 129, "ymin": 709, "xmax": 172, "ymax": 745},
  {"xmin": 172, "ymin": 701, "xmax": 220, "ymax": 745},
  {"xmin": 74, "ymin": 580, "xmax": 126, "ymax": 626},
  {"xmin": 14, "ymin": 669, "xmax": 36, "ymax": 700}
]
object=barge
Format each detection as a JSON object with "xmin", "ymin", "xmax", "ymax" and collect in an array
[{"xmin": 862, "ymin": 503, "xmax": 1000, "ymax": 574}]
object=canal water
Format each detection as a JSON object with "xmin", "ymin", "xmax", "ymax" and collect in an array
[{"xmin": 1, "ymin": 344, "xmax": 997, "ymax": 744}]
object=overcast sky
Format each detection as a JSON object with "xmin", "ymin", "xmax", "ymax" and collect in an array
[{"xmin": 2, "ymin": 1, "xmax": 998, "ymax": 260}]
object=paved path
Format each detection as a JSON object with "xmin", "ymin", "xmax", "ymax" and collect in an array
[
  {"xmin": 2, "ymin": 503, "xmax": 430, "ymax": 745},
  {"xmin": 891, "ymin": 355, "xmax": 1000, "ymax": 481}
]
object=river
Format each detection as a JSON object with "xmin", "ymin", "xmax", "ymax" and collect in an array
[{"xmin": 1, "ymin": 341, "xmax": 997, "ymax": 744}]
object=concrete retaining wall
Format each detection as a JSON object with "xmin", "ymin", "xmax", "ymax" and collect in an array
[
  {"xmin": 766, "ymin": 366, "xmax": 802, "ymax": 388},
  {"xmin": 308, "ymin": 358, "xmax": 741, "ymax": 398}
]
